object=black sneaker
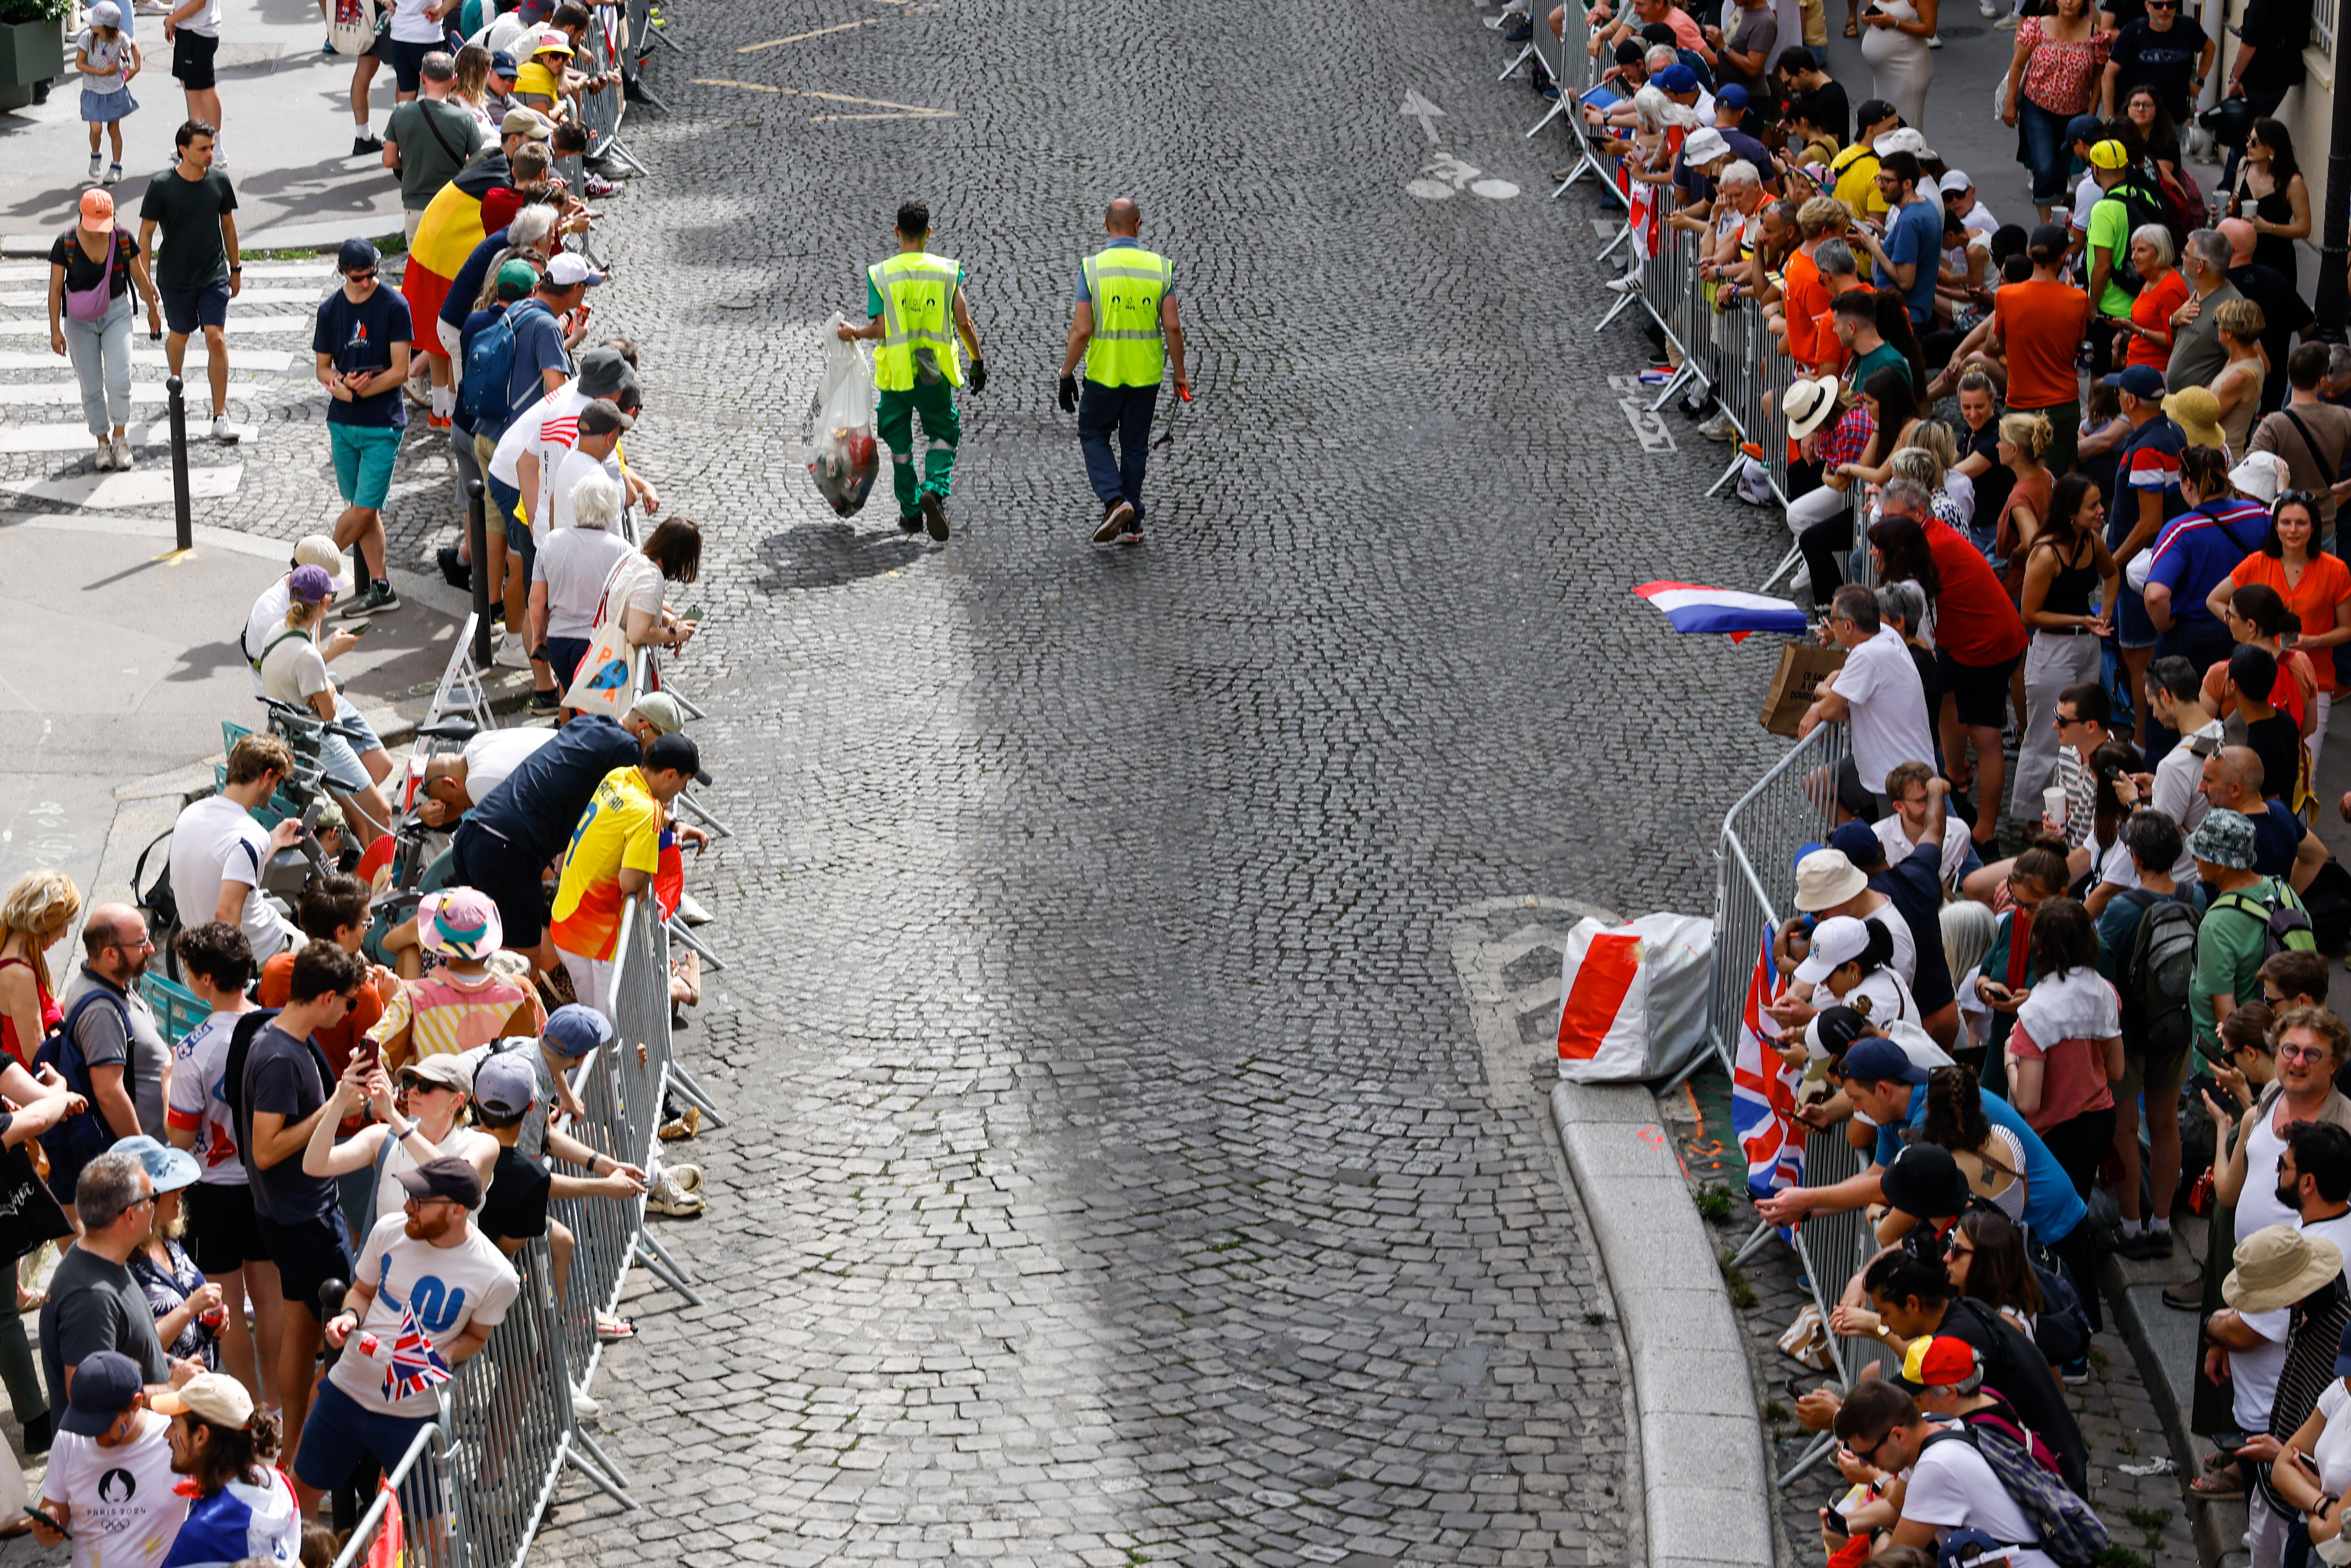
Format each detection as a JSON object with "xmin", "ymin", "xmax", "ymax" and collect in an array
[
  {"xmin": 436, "ymin": 545, "xmax": 469, "ymax": 589},
  {"xmin": 530, "ymin": 688, "xmax": 560, "ymax": 712},
  {"xmin": 2117, "ymin": 1228, "xmax": 2175, "ymax": 1261},
  {"xmin": 1505, "ymin": 19, "xmax": 1533, "ymax": 38},
  {"xmin": 352, "ymin": 132, "xmax": 384, "ymax": 156},
  {"xmin": 899, "ymin": 514, "xmax": 924, "ymax": 534},
  {"xmin": 920, "ymin": 492, "xmax": 949, "ymax": 541},
  {"xmin": 1094, "ymin": 500, "xmax": 1135, "ymax": 543},
  {"xmin": 2059, "ymin": 1356, "xmax": 2090, "ymax": 1385},
  {"xmin": 2162, "ymin": 1279, "xmax": 2204, "ymax": 1312},
  {"xmin": 21, "ymin": 1410, "xmax": 51, "ymax": 1456},
  {"xmin": 341, "ymin": 581, "xmax": 399, "ymax": 617}
]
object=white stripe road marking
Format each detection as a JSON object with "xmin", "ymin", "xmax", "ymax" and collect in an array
[
  {"xmin": 0, "ymin": 317, "xmax": 315, "ymax": 338},
  {"xmin": 0, "ymin": 260, "xmax": 335, "ymax": 284},
  {"xmin": 0, "ymin": 420, "xmax": 174, "ymax": 454},
  {"xmin": 0, "ymin": 348, "xmax": 306, "ymax": 372},
  {"xmin": 0, "ymin": 287, "xmax": 331, "ymax": 307},
  {"xmin": 0, "ymin": 378, "xmax": 283, "ymax": 405},
  {"xmin": 0, "ymin": 465, "xmax": 242, "ymax": 510}
]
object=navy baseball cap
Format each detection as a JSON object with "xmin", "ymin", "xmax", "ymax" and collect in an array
[
  {"xmin": 2064, "ymin": 112, "xmax": 2103, "ymax": 146},
  {"xmin": 1839, "ymin": 1038, "xmax": 1927, "ymax": 1086},
  {"xmin": 337, "ymin": 237, "xmax": 379, "ymax": 274},
  {"xmin": 1717, "ymin": 83, "xmax": 1750, "ymax": 110},
  {"xmin": 489, "ymin": 48, "xmax": 519, "ymax": 74},
  {"xmin": 2103, "ymin": 363, "xmax": 2167, "ymax": 399},
  {"xmin": 61, "ymin": 1351, "xmax": 143, "ymax": 1436},
  {"xmin": 1827, "ymin": 820, "xmax": 1886, "ymax": 869},
  {"xmin": 542, "ymin": 1003, "xmax": 612, "ymax": 1058}
]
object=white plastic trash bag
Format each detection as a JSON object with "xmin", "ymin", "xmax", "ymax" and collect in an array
[
  {"xmin": 808, "ymin": 315, "xmax": 879, "ymax": 518},
  {"xmin": 1555, "ymin": 913, "xmax": 1715, "ymax": 1083}
]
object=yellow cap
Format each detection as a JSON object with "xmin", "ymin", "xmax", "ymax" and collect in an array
[{"xmin": 2087, "ymin": 139, "xmax": 2131, "ymax": 170}]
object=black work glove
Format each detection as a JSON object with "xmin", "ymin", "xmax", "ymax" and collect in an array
[
  {"xmin": 968, "ymin": 358, "xmax": 988, "ymax": 394},
  {"xmin": 1057, "ymin": 373, "xmax": 1078, "ymax": 413}
]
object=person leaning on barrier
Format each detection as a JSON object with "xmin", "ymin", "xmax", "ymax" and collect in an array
[
  {"xmin": 293, "ymin": 1155, "xmax": 517, "ymax": 1513},
  {"xmin": 547, "ymin": 732, "xmax": 704, "ymax": 1019}
]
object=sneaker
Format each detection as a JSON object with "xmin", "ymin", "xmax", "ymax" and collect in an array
[
  {"xmin": 569, "ymin": 1384, "xmax": 600, "ymax": 1423},
  {"xmin": 1118, "ymin": 529, "xmax": 1143, "ymax": 546},
  {"xmin": 1696, "ymin": 412, "xmax": 1736, "ymax": 441},
  {"xmin": 352, "ymin": 132, "xmax": 384, "ymax": 155},
  {"xmin": 676, "ymin": 892, "xmax": 712, "ymax": 926},
  {"xmin": 530, "ymin": 687, "xmax": 561, "ymax": 712},
  {"xmin": 22, "ymin": 1410, "xmax": 51, "ymax": 1456},
  {"xmin": 1925, "ymin": 30, "xmax": 1942, "ymax": 44},
  {"xmin": 2059, "ymin": 1356, "xmax": 2090, "ymax": 1385},
  {"xmin": 211, "ymin": 417, "xmax": 238, "ymax": 444},
  {"xmin": 899, "ymin": 514, "xmax": 923, "ymax": 534},
  {"xmin": 340, "ymin": 581, "xmax": 399, "ymax": 616},
  {"xmin": 93, "ymin": 442, "xmax": 117, "ymax": 473},
  {"xmin": 1551, "ymin": 162, "xmax": 1578, "ymax": 181},
  {"xmin": 645, "ymin": 1171, "xmax": 704, "ymax": 1217},
  {"xmin": 658, "ymin": 1106, "xmax": 702, "ymax": 1142},
  {"xmin": 2162, "ymin": 1280, "xmax": 2203, "ymax": 1312},
  {"xmin": 88, "ymin": 152, "xmax": 103, "ymax": 180},
  {"xmin": 104, "ymin": 162, "xmax": 123, "ymax": 185},
  {"xmin": 920, "ymin": 491, "xmax": 949, "ymax": 541},
  {"xmin": 583, "ymin": 173, "xmax": 619, "ymax": 197},
  {"xmin": 664, "ymin": 1162, "xmax": 702, "ymax": 1192},
  {"xmin": 1603, "ymin": 274, "xmax": 1642, "ymax": 294},
  {"xmin": 1505, "ymin": 19, "xmax": 1533, "ymax": 38},
  {"xmin": 1993, "ymin": 10, "xmax": 2017, "ymax": 23},
  {"xmin": 1095, "ymin": 499, "xmax": 1135, "ymax": 543},
  {"xmin": 594, "ymin": 1310, "xmax": 634, "ymax": 1343},
  {"xmin": 1978, "ymin": 0, "xmax": 1995, "ymax": 12},
  {"xmin": 2126, "ymin": 1227, "xmax": 2176, "ymax": 1260},
  {"xmin": 436, "ymin": 545, "xmax": 470, "ymax": 589},
  {"xmin": 111, "ymin": 433, "xmax": 131, "ymax": 469}
]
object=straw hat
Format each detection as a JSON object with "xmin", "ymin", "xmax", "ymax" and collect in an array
[{"xmin": 2162, "ymin": 386, "xmax": 2225, "ymax": 449}]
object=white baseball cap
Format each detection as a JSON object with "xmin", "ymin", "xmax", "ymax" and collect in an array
[
  {"xmin": 1873, "ymin": 126, "xmax": 1928, "ymax": 158},
  {"xmin": 1794, "ymin": 915, "xmax": 1874, "ymax": 985},
  {"xmin": 1938, "ymin": 169, "xmax": 1973, "ymax": 195},
  {"xmin": 546, "ymin": 252, "xmax": 605, "ymax": 288}
]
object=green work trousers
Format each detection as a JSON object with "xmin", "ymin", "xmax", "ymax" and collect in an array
[{"xmin": 876, "ymin": 383, "xmax": 959, "ymax": 518}]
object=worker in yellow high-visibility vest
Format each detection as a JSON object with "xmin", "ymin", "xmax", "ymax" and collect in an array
[
  {"xmin": 1057, "ymin": 197, "xmax": 1189, "ymax": 546},
  {"xmin": 836, "ymin": 200, "xmax": 987, "ymax": 541}
]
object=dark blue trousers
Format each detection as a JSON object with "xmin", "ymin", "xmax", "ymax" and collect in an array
[{"xmin": 1078, "ymin": 380, "xmax": 1159, "ymax": 525}]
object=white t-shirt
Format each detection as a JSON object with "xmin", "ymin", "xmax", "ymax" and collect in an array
[
  {"xmin": 331, "ymin": 1213, "xmax": 519, "ymax": 1418},
  {"xmin": 2068, "ymin": 172, "xmax": 2101, "ymax": 236},
  {"xmin": 1842, "ymin": 965, "xmax": 1919, "ymax": 1029},
  {"xmin": 258, "ymin": 630, "xmax": 332, "ymax": 711},
  {"xmin": 2135, "ymin": 718, "xmax": 2219, "ymax": 883},
  {"xmin": 2307, "ymin": 1209, "xmax": 2351, "ymax": 1290},
  {"xmin": 172, "ymin": 0, "xmax": 220, "ymax": 35},
  {"xmin": 166, "ymin": 1008, "xmax": 252, "ymax": 1185},
  {"xmin": 1958, "ymin": 199, "xmax": 1999, "ymax": 237},
  {"xmin": 547, "ymin": 445, "xmax": 624, "ymax": 543},
  {"xmin": 1902, "ymin": 1431, "xmax": 2059, "ymax": 1568},
  {"xmin": 2314, "ymin": 1379, "xmax": 2351, "ymax": 1493},
  {"xmin": 475, "ymin": 10, "xmax": 532, "ymax": 56},
  {"xmin": 489, "ymin": 382, "xmax": 592, "ymax": 539},
  {"xmin": 461, "ymin": 728, "xmax": 554, "ymax": 806},
  {"xmin": 387, "ymin": 0, "xmax": 442, "ymax": 45},
  {"xmin": 1830, "ymin": 626, "xmax": 1935, "ymax": 794},
  {"xmin": 1874, "ymin": 813, "xmax": 1973, "ymax": 890},
  {"xmin": 2232, "ymin": 1306, "xmax": 2293, "ymax": 1432},
  {"xmin": 537, "ymin": 525, "xmax": 631, "ymax": 638},
  {"xmin": 169, "ymin": 793, "xmax": 285, "ymax": 961},
  {"xmin": 1864, "ymin": 900, "xmax": 1919, "ymax": 989},
  {"xmin": 42, "ymin": 1413, "xmax": 183, "ymax": 1568}
]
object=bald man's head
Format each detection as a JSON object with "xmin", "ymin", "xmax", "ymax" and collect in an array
[
  {"xmin": 1105, "ymin": 197, "xmax": 1142, "ymax": 236},
  {"xmin": 2218, "ymin": 217, "xmax": 2256, "ymax": 267},
  {"xmin": 80, "ymin": 901, "xmax": 149, "ymax": 975},
  {"xmin": 2217, "ymin": 744, "xmax": 2267, "ymax": 798}
]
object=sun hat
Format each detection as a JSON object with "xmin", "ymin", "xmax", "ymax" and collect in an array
[
  {"xmin": 151, "ymin": 1372, "xmax": 255, "ymax": 1429},
  {"xmin": 1794, "ymin": 914, "xmax": 1873, "ymax": 985},
  {"xmin": 2232, "ymin": 451, "xmax": 2291, "ymax": 504},
  {"xmin": 2189, "ymin": 808, "xmax": 2257, "ymax": 871},
  {"xmin": 2087, "ymin": 138, "xmax": 2132, "ymax": 170},
  {"xmin": 575, "ymin": 345, "xmax": 631, "ymax": 397},
  {"xmin": 1794, "ymin": 847, "xmax": 1868, "ymax": 913},
  {"xmin": 110, "ymin": 1133, "xmax": 199, "ymax": 1194},
  {"xmin": 418, "ymin": 886, "xmax": 502, "ymax": 962},
  {"xmin": 288, "ymin": 564, "xmax": 336, "ymax": 605},
  {"xmin": 2226, "ymin": 1224, "xmax": 2345, "ymax": 1313},
  {"xmin": 530, "ymin": 27, "xmax": 572, "ymax": 54},
  {"xmin": 1880, "ymin": 1143, "xmax": 1970, "ymax": 1220},
  {"xmin": 1784, "ymin": 375, "xmax": 1842, "ymax": 439},
  {"xmin": 59, "ymin": 1352, "xmax": 142, "ymax": 1437},
  {"xmin": 1894, "ymin": 1334, "xmax": 1982, "ymax": 1391},
  {"xmin": 78, "ymin": 188, "xmax": 114, "ymax": 225},
  {"xmin": 2163, "ymin": 386, "xmax": 2225, "ymax": 449},
  {"xmin": 1680, "ymin": 126, "xmax": 1732, "ymax": 165}
]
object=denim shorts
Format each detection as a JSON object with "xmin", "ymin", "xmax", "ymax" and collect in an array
[
  {"xmin": 329, "ymin": 422, "xmax": 402, "ymax": 509},
  {"xmin": 291, "ymin": 1379, "xmax": 441, "ymax": 1510}
]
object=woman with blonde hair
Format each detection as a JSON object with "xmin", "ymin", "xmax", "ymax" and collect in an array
[
  {"xmin": 450, "ymin": 42, "xmax": 494, "ymax": 131},
  {"xmin": 2209, "ymin": 297, "xmax": 2268, "ymax": 458},
  {"xmin": 0, "ymin": 869, "xmax": 79, "ymax": 1073},
  {"xmin": 1993, "ymin": 409, "xmax": 2056, "ymax": 573}
]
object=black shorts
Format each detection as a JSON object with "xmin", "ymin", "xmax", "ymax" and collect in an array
[
  {"xmin": 254, "ymin": 1211, "xmax": 356, "ymax": 1322},
  {"xmin": 1935, "ymin": 646, "xmax": 2024, "ymax": 732},
  {"xmin": 383, "ymin": 35, "xmax": 435, "ymax": 94},
  {"xmin": 172, "ymin": 27, "xmax": 220, "ymax": 88},
  {"xmin": 184, "ymin": 1181, "xmax": 271, "ymax": 1274},
  {"xmin": 450, "ymin": 819, "xmax": 544, "ymax": 948}
]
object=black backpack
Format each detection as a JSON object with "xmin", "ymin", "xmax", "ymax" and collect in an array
[
  {"xmin": 1919, "ymin": 1425, "xmax": 2110, "ymax": 1567},
  {"xmin": 2115, "ymin": 889, "xmax": 2200, "ymax": 1061},
  {"xmin": 2094, "ymin": 179, "xmax": 2170, "ymax": 296},
  {"xmin": 220, "ymin": 1008, "xmax": 285, "ymax": 1173},
  {"xmin": 32, "ymin": 988, "xmax": 138, "ymax": 1196}
]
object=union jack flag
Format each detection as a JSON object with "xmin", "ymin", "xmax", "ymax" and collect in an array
[
  {"xmin": 1729, "ymin": 930, "xmax": 1804, "ymax": 1216},
  {"xmin": 380, "ymin": 1303, "xmax": 452, "ymax": 1404}
]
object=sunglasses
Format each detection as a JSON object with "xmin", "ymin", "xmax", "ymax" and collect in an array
[
  {"xmin": 344, "ymin": 269, "xmax": 377, "ymax": 283},
  {"xmin": 395, "ymin": 1072, "xmax": 455, "ymax": 1092}
]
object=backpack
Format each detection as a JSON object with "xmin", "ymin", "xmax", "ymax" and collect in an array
[
  {"xmin": 458, "ymin": 298, "xmax": 550, "ymax": 441},
  {"xmin": 2092, "ymin": 179, "xmax": 2170, "ymax": 296},
  {"xmin": 2022, "ymin": 1254, "xmax": 2090, "ymax": 1368},
  {"xmin": 34, "ymin": 988, "xmax": 139, "ymax": 1195},
  {"xmin": 2115, "ymin": 889, "xmax": 2200, "ymax": 1061},
  {"xmin": 1920, "ymin": 1425, "xmax": 2110, "ymax": 1568},
  {"xmin": 2211, "ymin": 882, "xmax": 2317, "ymax": 962},
  {"xmin": 220, "ymin": 1007, "xmax": 285, "ymax": 1177}
]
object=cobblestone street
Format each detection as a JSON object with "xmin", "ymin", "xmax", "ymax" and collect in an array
[{"xmin": 1, "ymin": 0, "xmax": 1829, "ymax": 1562}]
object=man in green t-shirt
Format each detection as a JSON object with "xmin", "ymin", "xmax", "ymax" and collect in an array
[
  {"xmin": 2188, "ymin": 807, "xmax": 2313, "ymax": 1063},
  {"xmin": 135, "ymin": 118, "xmax": 240, "ymax": 444},
  {"xmin": 1830, "ymin": 290, "xmax": 1910, "ymax": 393},
  {"xmin": 382, "ymin": 53, "xmax": 484, "ymax": 235}
]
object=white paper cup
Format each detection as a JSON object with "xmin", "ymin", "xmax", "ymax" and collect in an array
[{"xmin": 2043, "ymin": 786, "xmax": 2068, "ymax": 826}]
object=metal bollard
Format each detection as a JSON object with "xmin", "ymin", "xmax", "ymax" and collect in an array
[
  {"xmin": 164, "ymin": 375, "xmax": 192, "ymax": 553},
  {"xmin": 466, "ymin": 478, "xmax": 492, "ymax": 668}
]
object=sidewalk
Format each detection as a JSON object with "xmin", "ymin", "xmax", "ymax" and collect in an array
[{"xmin": 0, "ymin": 0, "xmax": 404, "ymax": 248}]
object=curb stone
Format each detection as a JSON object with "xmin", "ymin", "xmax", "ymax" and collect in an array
[{"xmin": 1551, "ymin": 1079, "xmax": 1775, "ymax": 1568}]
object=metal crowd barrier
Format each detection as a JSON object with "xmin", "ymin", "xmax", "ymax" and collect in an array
[{"xmin": 576, "ymin": 4, "xmax": 642, "ymax": 176}]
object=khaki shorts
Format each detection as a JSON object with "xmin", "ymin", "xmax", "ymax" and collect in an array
[
  {"xmin": 474, "ymin": 433, "xmax": 505, "ymax": 536},
  {"xmin": 2120, "ymin": 1040, "xmax": 2192, "ymax": 1101}
]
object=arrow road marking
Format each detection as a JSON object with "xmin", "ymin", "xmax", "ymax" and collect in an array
[{"xmin": 1400, "ymin": 88, "xmax": 1446, "ymax": 143}]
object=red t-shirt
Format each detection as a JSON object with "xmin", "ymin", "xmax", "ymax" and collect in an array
[
  {"xmin": 2125, "ymin": 269, "xmax": 2191, "ymax": 372},
  {"xmin": 1992, "ymin": 279, "xmax": 2091, "ymax": 411},
  {"xmin": 1925, "ymin": 519, "xmax": 2029, "ymax": 667},
  {"xmin": 1782, "ymin": 248, "xmax": 1830, "ymax": 369}
]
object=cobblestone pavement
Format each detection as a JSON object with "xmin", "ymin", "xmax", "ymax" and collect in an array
[{"xmin": 0, "ymin": 1, "xmax": 1840, "ymax": 1565}]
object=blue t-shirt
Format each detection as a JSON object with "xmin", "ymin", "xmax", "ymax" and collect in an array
[
  {"xmin": 440, "ymin": 224, "xmax": 511, "ymax": 334},
  {"xmin": 463, "ymin": 712, "xmax": 642, "ymax": 868},
  {"xmin": 1878, "ymin": 196, "xmax": 1944, "ymax": 324},
  {"xmin": 2142, "ymin": 498, "xmax": 2272, "ymax": 627},
  {"xmin": 1880, "ymin": 1084, "xmax": 2086, "ymax": 1242},
  {"xmin": 1870, "ymin": 843, "xmax": 1955, "ymax": 1014},
  {"xmin": 2109, "ymin": 416, "xmax": 2189, "ymax": 552},
  {"xmin": 2251, "ymin": 796, "xmax": 2309, "ymax": 880},
  {"xmin": 312, "ymin": 285, "xmax": 413, "ymax": 429},
  {"xmin": 504, "ymin": 298, "xmax": 569, "ymax": 423},
  {"xmin": 242, "ymin": 1025, "xmax": 339, "ymax": 1225}
]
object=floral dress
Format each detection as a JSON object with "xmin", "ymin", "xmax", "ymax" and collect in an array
[{"xmin": 131, "ymin": 1240, "xmax": 218, "ymax": 1371}]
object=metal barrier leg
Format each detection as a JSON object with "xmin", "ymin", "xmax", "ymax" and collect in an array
[
  {"xmin": 1759, "ymin": 543, "xmax": 1806, "ymax": 593},
  {"xmin": 1703, "ymin": 447, "xmax": 1750, "ymax": 499},
  {"xmin": 1729, "ymin": 1218, "xmax": 1780, "ymax": 1268},
  {"xmin": 598, "ymin": 135, "xmax": 649, "ymax": 177},
  {"xmin": 663, "ymin": 919, "xmax": 728, "ymax": 975},
  {"xmin": 1497, "ymin": 40, "xmax": 1534, "ymax": 78},
  {"xmin": 1524, "ymin": 96, "xmax": 1566, "ymax": 136},
  {"xmin": 1594, "ymin": 290, "xmax": 1643, "ymax": 331},
  {"xmin": 564, "ymin": 1429, "xmax": 639, "ymax": 1504},
  {"xmin": 631, "ymin": 1231, "xmax": 703, "ymax": 1304},
  {"xmin": 1646, "ymin": 365, "xmax": 1699, "ymax": 410},
  {"xmin": 1776, "ymin": 1431, "xmax": 1839, "ymax": 1489},
  {"xmin": 661, "ymin": 1059, "xmax": 728, "ymax": 1125}
]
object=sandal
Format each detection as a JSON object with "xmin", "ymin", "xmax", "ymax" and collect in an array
[
  {"xmin": 1843, "ymin": 17, "xmax": 1860, "ymax": 32},
  {"xmin": 2203, "ymin": 1449, "xmax": 2238, "ymax": 1473},
  {"xmin": 2190, "ymin": 1471, "xmax": 2245, "ymax": 1497}
]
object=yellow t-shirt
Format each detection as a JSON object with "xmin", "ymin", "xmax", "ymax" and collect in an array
[
  {"xmin": 514, "ymin": 60, "xmax": 561, "ymax": 100},
  {"xmin": 1830, "ymin": 144, "xmax": 1888, "ymax": 221},
  {"xmin": 549, "ymin": 766, "xmax": 660, "ymax": 962}
]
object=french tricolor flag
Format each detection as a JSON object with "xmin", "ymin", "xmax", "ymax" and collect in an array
[{"xmin": 1633, "ymin": 581, "xmax": 1809, "ymax": 643}]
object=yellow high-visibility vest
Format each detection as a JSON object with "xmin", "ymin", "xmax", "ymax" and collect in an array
[
  {"xmin": 868, "ymin": 251, "xmax": 963, "ymax": 392},
  {"xmin": 1081, "ymin": 244, "xmax": 1170, "ymax": 388}
]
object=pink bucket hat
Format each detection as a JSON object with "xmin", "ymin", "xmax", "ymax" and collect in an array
[{"xmin": 418, "ymin": 887, "xmax": 502, "ymax": 961}]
